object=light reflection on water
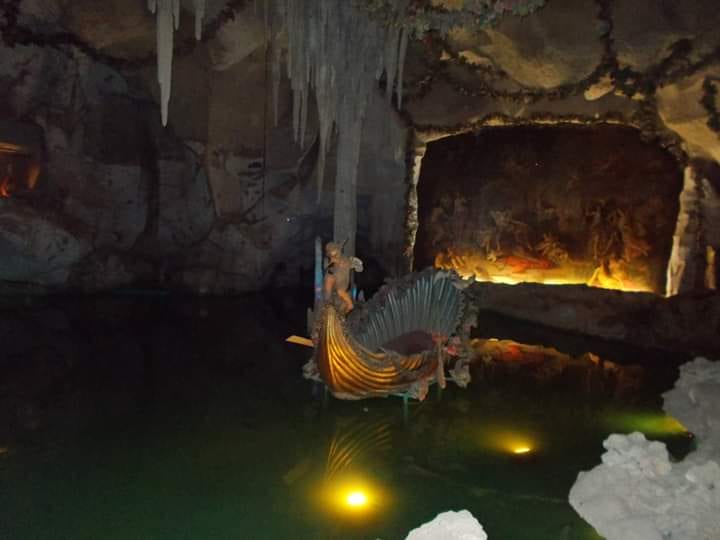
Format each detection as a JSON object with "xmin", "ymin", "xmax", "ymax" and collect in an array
[
  {"xmin": 0, "ymin": 298, "xmax": 690, "ymax": 540},
  {"xmin": 0, "ymin": 375, "xmax": 685, "ymax": 540}
]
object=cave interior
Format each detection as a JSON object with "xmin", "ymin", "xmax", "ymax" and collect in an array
[{"xmin": 1, "ymin": 1, "xmax": 719, "ymax": 539}]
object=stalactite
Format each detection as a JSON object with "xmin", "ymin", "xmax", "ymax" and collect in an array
[
  {"xmin": 194, "ymin": 0, "xmax": 206, "ymax": 40},
  {"xmin": 271, "ymin": 39, "xmax": 282, "ymax": 126},
  {"xmin": 273, "ymin": 0, "xmax": 410, "ymax": 254},
  {"xmin": 397, "ymin": 27, "xmax": 409, "ymax": 109},
  {"xmin": 154, "ymin": 0, "xmax": 175, "ymax": 127},
  {"xmin": 150, "ymin": 0, "xmax": 205, "ymax": 126},
  {"xmin": 172, "ymin": 0, "xmax": 180, "ymax": 30}
]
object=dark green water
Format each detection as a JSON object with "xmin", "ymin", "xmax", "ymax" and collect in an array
[{"xmin": 0, "ymin": 293, "xmax": 690, "ymax": 539}]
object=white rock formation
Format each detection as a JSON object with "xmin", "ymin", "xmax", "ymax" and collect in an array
[
  {"xmin": 662, "ymin": 357, "xmax": 720, "ymax": 462},
  {"xmin": 405, "ymin": 509, "xmax": 488, "ymax": 540},
  {"xmin": 569, "ymin": 357, "xmax": 720, "ymax": 540}
]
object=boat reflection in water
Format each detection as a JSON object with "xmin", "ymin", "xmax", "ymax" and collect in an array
[{"xmin": 282, "ymin": 334, "xmax": 689, "ymax": 539}]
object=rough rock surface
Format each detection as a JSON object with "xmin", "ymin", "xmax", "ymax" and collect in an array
[
  {"xmin": 156, "ymin": 153, "xmax": 215, "ymax": 250},
  {"xmin": 612, "ymin": 0, "xmax": 720, "ymax": 71},
  {"xmin": 406, "ymin": 509, "xmax": 488, "ymax": 540},
  {"xmin": 3, "ymin": 0, "xmax": 720, "ymax": 294},
  {"xmin": 473, "ymin": 0, "xmax": 604, "ymax": 89},
  {"xmin": 666, "ymin": 161, "xmax": 719, "ymax": 295},
  {"xmin": 663, "ymin": 357, "xmax": 720, "ymax": 461},
  {"xmin": 570, "ymin": 357, "xmax": 720, "ymax": 540},
  {"xmin": 657, "ymin": 67, "xmax": 720, "ymax": 163},
  {"xmin": 467, "ymin": 282, "xmax": 720, "ymax": 356},
  {"xmin": 0, "ymin": 203, "xmax": 91, "ymax": 285}
]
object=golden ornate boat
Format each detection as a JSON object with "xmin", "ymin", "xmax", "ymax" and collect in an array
[{"xmin": 304, "ymin": 269, "xmax": 473, "ymax": 400}]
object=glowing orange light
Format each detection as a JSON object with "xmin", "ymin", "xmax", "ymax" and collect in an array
[
  {"xmin": 512, "ymin": 446, "xmax": 531, "ymax": 454},
  {"xmin": 434, "ymin": 250, "xmax": 654, "ymax": 293},
  {"xmin": 0, "ymin": 176, "xmax": 11, "ymax": 198}
]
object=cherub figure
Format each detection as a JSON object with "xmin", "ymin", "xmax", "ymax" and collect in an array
[{"xmin": 323, "ymin": 241, "xmax": 363, "ymax": 314}]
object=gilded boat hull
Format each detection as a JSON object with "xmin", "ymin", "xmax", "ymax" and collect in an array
[
  {"xmin": 315, "ymin": 304, "xmax": 439, "ymax": 399},
  {"xmin": 307, "ymin": 269, "xmax": 469, "ymax": 400}
]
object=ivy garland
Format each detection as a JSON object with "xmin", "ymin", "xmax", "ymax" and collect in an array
[
  {"xmin": 0, "ymin": 0, "xmax": 250, "ymax": 69},
  {"xmin": 356, "ymin": 0, "xmax": 546, "ymax": 37}
]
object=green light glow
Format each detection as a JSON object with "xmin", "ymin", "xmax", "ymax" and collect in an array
[{"xmin": 604, "ymin": 412, "xmax": 687, "ymax": 436}]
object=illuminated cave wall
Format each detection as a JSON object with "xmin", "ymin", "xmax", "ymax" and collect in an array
[{"xmin": 413, "ymin": 125, "xmax": 683, "ymax": 294}]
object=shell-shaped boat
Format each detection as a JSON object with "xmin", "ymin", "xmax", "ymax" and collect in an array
[{"xmin": 306, "ymin": 269, "xmax": 470, "ymax": 400}]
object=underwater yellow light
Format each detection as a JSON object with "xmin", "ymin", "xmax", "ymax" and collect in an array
[
  {"xmin": 316, "ymin": 475, "xmax": 386, "ymax": 519},
  {"xmin": 345, "ymin": 490, "xmax": 368, "ymax": 508},
  {"xmin": 478, "ymin": 426, "xmax": 538, "ymax": 456}
]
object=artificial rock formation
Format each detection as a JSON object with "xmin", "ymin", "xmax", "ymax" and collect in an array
[
  {"xmin": 569, "ymin": 357, "xmax": 720, "ymax": 540},
  {"xmin": 471, "ymin": 0, "xmax": 604, "ymax": 89},
  {"xmin": 1, "ymin": 0, "xmax": 719, "ymax": 296},
  {"xmin": 406, "ymin": 509, "xmax": 488, "ymax": 540},
  {"xmin": 666, "ymin": 160, "xmax": 720, "ymax": 295},
  {"xmin": 466, "ymin": 282, "xmax": 720, "ymax": 357}
]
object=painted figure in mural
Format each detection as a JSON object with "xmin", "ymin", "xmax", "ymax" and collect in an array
[{"xmin": 323, "ymin": 241, "xmax": 363, "ymax": 314}]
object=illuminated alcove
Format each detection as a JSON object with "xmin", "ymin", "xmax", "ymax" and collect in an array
[
  {"xmin": 413, "ymin": 125, "xmax": 684, "ymax": 294},
  {"xmin": 0, "ymin": 122, "xmax": 43, "ymax": 200}
]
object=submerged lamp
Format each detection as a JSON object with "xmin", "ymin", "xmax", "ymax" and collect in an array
[
  {"xmin": 345, "ymin": 490, "xmax": 368, "ymax": 508},
  {"xmin": 317, "ymin": 475, "xmax": 385, "ymax": 519}
]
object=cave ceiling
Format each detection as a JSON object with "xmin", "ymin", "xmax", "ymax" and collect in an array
[{"xmin": 3, "ymin": 0, "xmax": 720, "ymax": 161}]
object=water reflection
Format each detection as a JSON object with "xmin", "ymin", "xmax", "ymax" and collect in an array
[
  {"xmin": 471, "ymin": 338, "xmax": 647, "ymax": 399},
  {"xmin": 318, "ymin": 416, "xmax": 393, "ymax": 520},
  {"xmin": 603, "ymin": 412, "xmax": 688, "ymax": 437},
  {"xmin": 0, "ymin": 295, "xmax": 691, "ymax": 540}
]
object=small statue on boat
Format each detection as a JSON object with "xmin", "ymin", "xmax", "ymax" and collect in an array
[
  {"xmin": 303, "ymin": 239, "xmax": 475, "ymax": 401},
  {"xmin": 322, "ymin": 241, "xmax": 364, "ymax": 314}
]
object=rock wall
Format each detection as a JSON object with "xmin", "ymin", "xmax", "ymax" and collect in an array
[
  {"xmin": 1, "ymin": 1, "xmax": 719, "ymax": 294},
  {"xmin": 403, "ymin": 0, "xmax": 720, "ymax": 295},
  {"xmin": 466, "ymin": 282, "xmax": 720, "ymax": 357},
  {"xmin": 0, "ymin": 3, "xmax": 409, "ymax": 292},
  {"xmin": 666, "ymin": 160, "xmax": 720, "ymax": 295}
]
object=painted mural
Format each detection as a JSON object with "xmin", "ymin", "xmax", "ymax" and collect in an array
[{"xmin": 414, "ymin": 126, "xmax": 683, "ymax": 294}]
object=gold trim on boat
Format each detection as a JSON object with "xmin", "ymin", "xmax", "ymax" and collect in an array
[{"xmin": 315, "ymin": 305, "xmax": 438, "ymax": 399}]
